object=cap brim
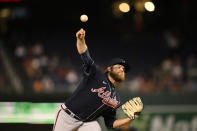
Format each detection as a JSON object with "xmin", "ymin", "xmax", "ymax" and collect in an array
[{"xmin": 117, "ymin": 62, "xmax": 130, "ymax": 73}]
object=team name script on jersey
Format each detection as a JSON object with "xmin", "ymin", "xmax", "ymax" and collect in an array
[{"xmin": 91, "ymin": 87, "xmax": 120, "ymax": 109}]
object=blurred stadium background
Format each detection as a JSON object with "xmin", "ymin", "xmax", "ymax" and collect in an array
[{"xmin": 0, "ymin": 0, "xmax": 197, "ymax": 131}]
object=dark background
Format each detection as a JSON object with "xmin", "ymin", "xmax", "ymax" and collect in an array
[
  {"xmin": 1, "ymin": 0, "xmax": 197, "ymax": 74},
  {"xmin": 0, "ymin": 0, "xmax": 197, "ymax": 130}
]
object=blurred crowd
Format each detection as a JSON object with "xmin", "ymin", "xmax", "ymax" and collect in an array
[
  {"xmin": 11, "ymin": 42, "xmax": 197, "ymax": 94},
  {"xmin": 127, "ymin": 54, "xmax": 197, "ymax": 94},
  {"xmin": 14, "ymin": 42, "xmax": 79, "ymax": 94}
]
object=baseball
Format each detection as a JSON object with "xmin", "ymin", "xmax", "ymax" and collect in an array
[{"xmin": 80, "ymin": 14, "xmax": 88, "ymax": 22}]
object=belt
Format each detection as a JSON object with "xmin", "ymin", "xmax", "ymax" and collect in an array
[{"xmin": 61, "ymin": 104, "xmax": 81, "ymax": 121}]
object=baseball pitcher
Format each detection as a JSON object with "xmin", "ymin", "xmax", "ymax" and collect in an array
[{"xmin": 52, "ymin": 28, "xmax": 143, "ymax": 131}]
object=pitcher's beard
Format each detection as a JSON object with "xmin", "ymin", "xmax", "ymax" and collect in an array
[{"xmin": 109, "ymin": 71, "xmax": 125, "ymax": 83}]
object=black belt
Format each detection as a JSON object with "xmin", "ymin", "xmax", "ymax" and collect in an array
[{"xmin": 61, "ymin": 105, "xmax": 81, "ymax": 121}]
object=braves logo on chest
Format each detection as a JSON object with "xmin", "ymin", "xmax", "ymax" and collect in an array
[{"xmin": 91, "ymin": 87, "xmax": 120, "ymax": 109}]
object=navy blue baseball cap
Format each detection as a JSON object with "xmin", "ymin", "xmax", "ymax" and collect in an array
[{"xmin": 107, "ymin": 58, "xmax": 130, "ymax": 73}]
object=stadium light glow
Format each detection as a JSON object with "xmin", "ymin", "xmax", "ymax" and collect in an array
[
  {"xmin": 144, "ymin": 1, "xmax": 155, "ymax": 12},
  {"xmin": 119, "ymin": 2, "xmax": 130, "ymax": 13}
]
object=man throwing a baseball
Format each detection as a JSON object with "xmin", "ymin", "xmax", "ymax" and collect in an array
[{"xmin": 53, "ymin": 28, "xmax": 143, "ymax": 131}]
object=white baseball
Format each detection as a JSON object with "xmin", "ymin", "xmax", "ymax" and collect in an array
[{"xmin": 80, "ymin": 14, "xmax": 88, "ymax": 22}]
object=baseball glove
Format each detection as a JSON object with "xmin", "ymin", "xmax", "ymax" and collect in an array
[{"xmin": 121, "ymin": 97, "xmax": 143, "ymax": 120}]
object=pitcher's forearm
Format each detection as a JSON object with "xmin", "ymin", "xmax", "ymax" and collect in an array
[
  {"xmin": 76, "ymin": 28, "xmax": 88, "ymax": 54},
  {"xmin": 77, "ymin": 39, "xmax": 87, "ymax": 54},
  {"xmin": 113, "ymin": 118, "xmax": 132, "ymax": 128}
]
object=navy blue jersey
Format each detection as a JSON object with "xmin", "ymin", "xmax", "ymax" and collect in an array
[{"xmin": 65, "ymin": 49, "xmax": 121, "ymax": 128}]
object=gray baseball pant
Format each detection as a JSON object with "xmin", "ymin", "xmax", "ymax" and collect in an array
[{"xmin": 53, "ymin": 104, "xmax": 102, "ymax": 131}]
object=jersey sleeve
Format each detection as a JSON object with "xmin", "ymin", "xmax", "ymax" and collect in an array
[
  {"xmin": 80, "ymin": 49, "xmax": 96, "ymax": 76},
  {"xmin": 102, "ymin": 109, "xmax": 117, "ymax": 129}
]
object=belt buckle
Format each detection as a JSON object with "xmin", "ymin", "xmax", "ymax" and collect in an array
[
  {"xmin": 70, "ymin": 112, "xmax": 75, "ymax": 118},
  {"xmin": 66, "ymin": 109, "xmax": 75, "ymax": 118}
]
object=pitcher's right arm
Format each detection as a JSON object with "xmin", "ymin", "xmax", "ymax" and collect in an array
[{"xmin": 76, "ymin": 28, "xmax": 87, "ymax": 54}]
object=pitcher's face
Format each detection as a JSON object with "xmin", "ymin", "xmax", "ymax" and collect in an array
[{"xmin": 109, "ymin": 64, "xmax": 125, "ymax": 83}]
